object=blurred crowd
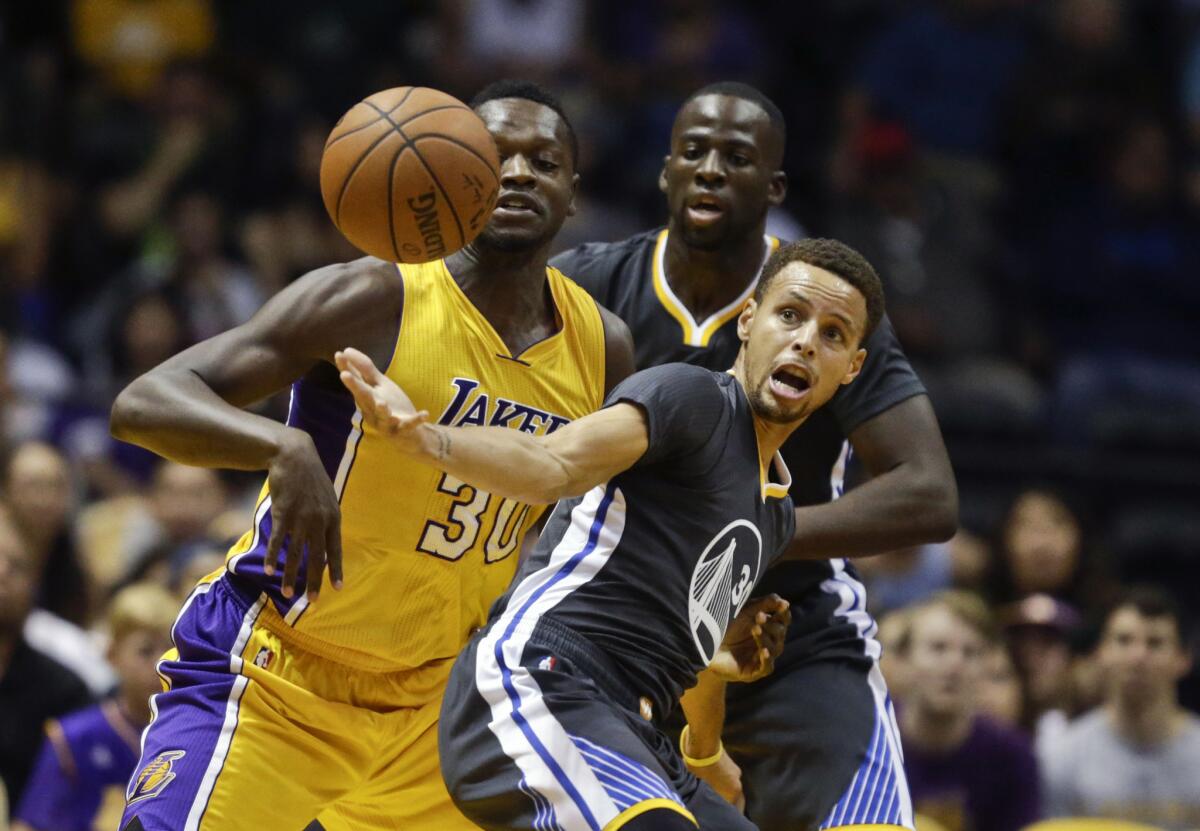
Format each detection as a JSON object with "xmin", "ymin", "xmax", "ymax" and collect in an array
[{"xmin": 1, "ymin": 0, "xmax": 1198, "ymax": 829}]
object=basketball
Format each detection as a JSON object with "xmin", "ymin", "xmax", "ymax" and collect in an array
[{"xmin": 319, "ymin": 87, "xmax": 501, "ymax": 263}]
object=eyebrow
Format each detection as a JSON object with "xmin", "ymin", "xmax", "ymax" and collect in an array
[
  {"xmin": 677, "ymin": 130, "xmax": 759, "ymax": 150},
  {"xmin": 785, "ymin": 288, "xmax": 857, "ymax": 330}
]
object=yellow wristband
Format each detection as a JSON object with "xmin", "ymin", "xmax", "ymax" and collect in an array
[{"xmin": 679, "ymin": 725, "xmax": 724, "ymax": 768}]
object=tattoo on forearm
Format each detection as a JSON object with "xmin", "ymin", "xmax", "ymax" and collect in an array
[{"xmin": 435, "ymin": 430, "xmax": 452, "ymax": 462}]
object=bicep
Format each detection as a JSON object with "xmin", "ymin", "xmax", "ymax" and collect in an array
[
  {"xmin": 848, "ymin": 395, "xmax": 952, "ymax": 480},
  {"xmin": 545, "ymin": 403, "xmax": 649, "ymax": 489}
]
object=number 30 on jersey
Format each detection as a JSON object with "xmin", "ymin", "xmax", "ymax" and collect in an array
[{"xmin": 416, "ymin": 473, "xmax": 533, "ymax": 562}]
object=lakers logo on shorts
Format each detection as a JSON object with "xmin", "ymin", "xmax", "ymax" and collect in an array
[{"xmin": 127, "ymin": 750, "xmax": 186, "ymax": 805}]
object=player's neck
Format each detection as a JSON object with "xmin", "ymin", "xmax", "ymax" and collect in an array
[
  {"xmin": 902, "ymin": 702, "xmax": 974, "ymax": 753},
  {"xmin": 664, "ymin": 224, "xmax": 767, "ymax": 319},
  {"xmin": 1107, "ymin": 693, "xmax": 1185, "ymax": 747},
  {"xmin": 445, "ymin": 245, "xmax": 557, "ymax": 345},
  {"xmin": 731, "ymin": 357, "xmax": 800, "ymax": 468}
]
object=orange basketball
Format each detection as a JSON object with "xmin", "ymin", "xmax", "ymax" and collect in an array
[{"xmin": 319, "ymin": 87, "xmax": 501, "ymax": 263}]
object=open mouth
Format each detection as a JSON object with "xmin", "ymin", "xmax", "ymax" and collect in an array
[
  {"xmin": 769, "ymin": 366, "xmax": 812, "ymax": 401},
  {"xmin": 494, "ymin": 193, "xmax": 539, "ymax": 215},
  {"xmin": 685, "ymin": 194, "xmax": 726, "ymax": 224}
]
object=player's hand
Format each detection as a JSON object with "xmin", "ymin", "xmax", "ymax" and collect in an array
[
  {"xmin": 709, "ymin": 594, "xmax": 791, "ymax": 683},
  {"xmin": 685, "ymin": 746, "xmax": 746, "ymax": 812},
  {"xmin": 335, "ymin": 348, "xmax": 430, "ymax": 453},
  {"xmin": 265, "ymin": 427, "xmax": 344, "ymax": 602}
]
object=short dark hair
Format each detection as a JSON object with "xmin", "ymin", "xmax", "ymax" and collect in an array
[
  {"xmin": 755, "ymin": 238, "xmax": 885, "ymax": 342},
  {"xmin": 1108, "ymin": 585, "xmax": 1189, "ymax": 643},
  {"xmin": 684, "ymin": 81, "xmax": 786, "ymax": 148},
  {"xmin": 470, "ymin": 79, "xmax": 578, "ymax": 164}
]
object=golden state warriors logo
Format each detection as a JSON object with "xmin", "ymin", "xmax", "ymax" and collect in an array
[
  {"xmin": 688, "ymin": 520, "xmax": 763, "ymax": 664},
  {"xmin": 127, "ymin": 750, "xmax": 186, "ymax": 804}
]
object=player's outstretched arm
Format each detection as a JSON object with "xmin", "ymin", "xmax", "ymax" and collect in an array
[
  {"xmin": 111, "ymin": 257, "xmax": 403, "ymax": 599},
  {"xmin": 336, "ymin": 348, "xmax": 648, "ymax": 504},
  {"xmin": 782, "ymin": 395, "xmax": 957, "ymax": 561}
]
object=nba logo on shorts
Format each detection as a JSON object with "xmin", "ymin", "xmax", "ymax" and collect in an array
[
  {"xmin": 127, "ymin": 750, "xmax": 186, "ymax": 804},
  {"xmin": 687, "ymin": 520, "xmax": 763, "ymax": 664}
]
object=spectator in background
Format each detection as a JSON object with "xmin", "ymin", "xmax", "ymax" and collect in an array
[
  {"xmin": 0, "ymin": 504, "xmax": 91, "ymax": 809},
  {"xmin": 1040, "ymin": 587, "xmax": 1200, "ymax": 830},
  {"xmin": 1000, "ymin": 594, "xmax": 1081, "ymax": 739},
  {"xmin": 988, "ymin": 486, "xmax": 1113, "ymax": 611},
  {"xmin": 977, "ymin": 641, "xmax": 1024, "ymax": 728},
  {"xmin": 897, "ymin": 591, "xmax": 1040, "ymax": 831},
  {"xmin": 3, "ymin": 443, "xmax": 90, "ymax": 625},
  {"xmin": 13, "ymin": 581, "xmax": 177, "ymax": 831},
  {"xmin": 76, "ymin": 460, "xmax": 228, "ymax": 597}
]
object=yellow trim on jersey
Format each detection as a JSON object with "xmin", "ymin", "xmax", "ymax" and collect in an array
[
  {"xmin": 603, "ymin": 798, "xmax": 698, "ymax": 830},
  {"xmin": 650, "ymin": 229, "xmax": 781, "ymax": 348}
]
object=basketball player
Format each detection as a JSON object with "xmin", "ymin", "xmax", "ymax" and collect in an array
[
  {"xmin": 109, "ymin": 80, "xmax": 635, "ymax": 831},
  {"xmin": 337, "ymin": 236, "xmax": 884, "ymax": 831},
  {"xmin": 550, "ymin": 82, "xmax": 958, "ymax": 829}
]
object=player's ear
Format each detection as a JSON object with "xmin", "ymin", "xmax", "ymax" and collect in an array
[
  {"xmin": 567, "ymin": 172, "xmax": 580, "ymax": 217},
  {"xmin": 840, "ymin": 347, "xmax": 867, "ymax": 386},
  {"xmin": 768, "ymin": 170, "xmax": 787, "ymax": 207},
  {"xmin": 737, "ymin": 298, "xmax": 757, "ymax": 343},
  {"xmin": 658, "ymin": 156, "xmax": 670, "ymax": 194}
]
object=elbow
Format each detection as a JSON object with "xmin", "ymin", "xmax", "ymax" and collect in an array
[
  {"xmin": 920, "ymin": 472, "xmax": 959, "ymax": 542},
  {"xmin": 110, "ymin": 375, "xmax": 154, "ymax": 443}
]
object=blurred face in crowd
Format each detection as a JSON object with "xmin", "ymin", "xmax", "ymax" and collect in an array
[
  {"xmin": 905, "ymin": 605, "xmax": 986, "ymax": 719},
  {"xmin": 737, "ymin": 262, "xmax": 867, "ymax": 425},
  {"xmin": 5, "ymin": 442, "xmax": 72, "ymax": 540},
  {"xmin": 1098, "ymin": 606, "xmax": 1191, "ymax": 708},
  {"xmin": 122, "ymin": 293, "xmax": 185, "ymax": 375},
  {"xmin": 877, "ymin": 610, "xmax": 914, "ymax": 701},
  {"xmin": 661, "ymin": 93, "xmax": 785, "ymax": 250},
  {"xmin": 151, "ymin": 462, "xmax": 226, "ymax": 543},
  {"xmin": 173, "ymin": 192, "xmax": 224, "ymax": 262},
  {"xmin": 109, "ymin": 625, "xmax": 174, "ymax": 712},
  {"xmin": 977, "ymin": 644, "xmax": 1023, "ymax": 726},
  {"xmin": 1003, "ymin": 490, "xmax": 1081, "ymax": 596},
  {"xmin": 1009, "ymin": 624, "xmax": 1072, "ymax": 712},
  {"xmin": 0, "ymin": 509, "xmax": 35, "ymax": 635}
]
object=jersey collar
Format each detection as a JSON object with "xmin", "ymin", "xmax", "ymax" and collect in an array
[
  {"xmin": 760, "ymin": 451, "xmax": 792, "ymax": 502},
  {"xmin": 651, "ymin": 229, "xmax": 780, "ymax": 348}
]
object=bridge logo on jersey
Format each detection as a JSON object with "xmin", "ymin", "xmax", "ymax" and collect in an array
[
  {"xmin": 436, "ymin": 377, "xmax": 570, "ymax": 435},
  {"xmin": 126, "ymin": 749, "xmax": 186, "ymax": 804},
  {"xmin": 687, "ymin": 519, "xmax": 763, "ymax": 665}
]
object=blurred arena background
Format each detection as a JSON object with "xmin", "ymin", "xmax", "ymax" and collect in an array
[{"xmin": 0, "ymin": 1, "xmax": 1198, "ymax": 829}]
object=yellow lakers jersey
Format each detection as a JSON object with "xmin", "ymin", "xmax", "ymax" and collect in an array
[{"xmin": 225, "ymin": 260, "xmax": 606, "ymax": 672}]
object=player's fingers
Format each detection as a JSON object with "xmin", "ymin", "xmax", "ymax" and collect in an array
[
  {"xmin": 264, "ymin": 514, "xmax": 285, "ymax": 576},
  {"xmin": 340, "ymin": 347, "xmax": 385, "ymax": 383},
  {"xmin": 281, "ymin": 535, "xmax": 302, "ymax": 599},
  {"xmin": 326, "ymin": 518, "xmax": 344, "ymax": 591},
  {"xmin": 339, "ymin": 370, "xmax": 378, "ymax": 414},
  {"xmin": 304, "ymin": 535, "xmax": 326, "ymax": 602}
]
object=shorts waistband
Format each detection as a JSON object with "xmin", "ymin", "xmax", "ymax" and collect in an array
[{"xmin": 529, "ymin": 617, "xmax": 649, "ymax": 717}]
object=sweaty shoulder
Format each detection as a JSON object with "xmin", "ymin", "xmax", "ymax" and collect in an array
[
  {"xmin": 606, "ymin": 363, "xmax": 730, "ymax": 468},
  {"xmin": 549, "ymin": 229, "xmax": 661, "ymax": 305}
]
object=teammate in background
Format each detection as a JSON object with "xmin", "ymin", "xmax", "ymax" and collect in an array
[
  {"xmin": 338, "ymin": 237, "xmax": 882, "ymax": 831},
  {"xmin": 550, "ymin": 81, "xmax": 957, "ymax": 829},
  {"xmin": 14, "ymin": 583, "xmax": 178, "ymax": 831},
  {"xmin": 109, "ymin": 80, "xmax": 634, "ymax": 831}
]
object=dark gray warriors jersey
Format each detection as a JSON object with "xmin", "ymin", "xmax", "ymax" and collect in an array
[
  {"xmin": 552, "ymin": 228, "xmax": 926, "ymax": 669},
  {"xmin": 486, "ymin": 364, "xmax": 796, "ymax": 717}
]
